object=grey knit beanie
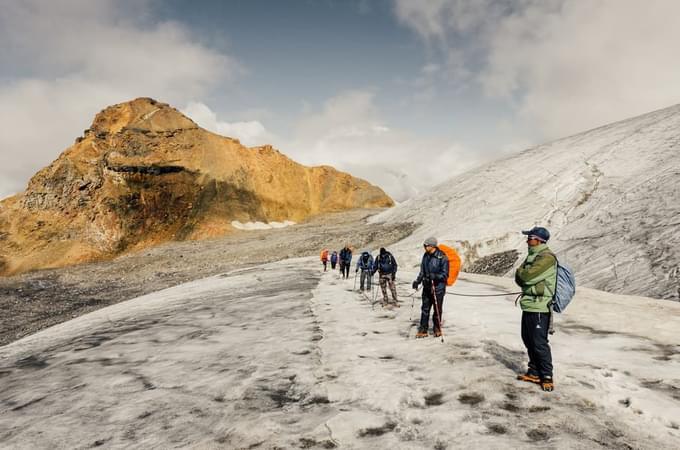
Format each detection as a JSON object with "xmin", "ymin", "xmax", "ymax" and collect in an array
[{"xmin": 423, "ymin": 237, "xmax": 438, "ymax": 247}]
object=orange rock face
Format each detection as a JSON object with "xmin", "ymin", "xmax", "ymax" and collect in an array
[{"xmin": 0, "ymin": 98, "xmax": 393, "ymax": 275}]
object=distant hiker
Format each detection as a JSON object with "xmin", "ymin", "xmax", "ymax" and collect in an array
[
  {"xmin": 330, "ymin": 251, "xmax": 338, "ymax": 270},
  {"xmin": 372, "ymin": 247, "xmax": 398, "ymax": 306},
  {"xmin": 356, "ymin": 251, "xmax": 374, "ymax": 291},
  {"xmin": 339, "ymin": 245, "xmax": 353, "ymax": 279},
  {"xmin": 412, "ymin": 237, "xmax": 449, "ymax": 338},
  {"xmin": 320, "ymin": 249, "xmax": 329, "ymax": 272},
  {"xmin": 515, "ymin": 226, "xmax": 557, "ymax": 392}
]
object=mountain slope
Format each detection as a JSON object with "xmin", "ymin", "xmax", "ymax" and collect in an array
[
  {"xmin": 373, "ymin": 104, "xmax": 680, "ymax": 300},
  {"xmin": 0, "ymin": 98, "xmax": 393, "ymax": 276}
]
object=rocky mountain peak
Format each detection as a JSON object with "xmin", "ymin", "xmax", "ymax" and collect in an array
[
  {"xmin": 0, "ymin": 98, "xmax": 393, "ymax": 276},
  {"xmin": 89, "ymin": 97, "xmax": 198, "ymax": 134}
]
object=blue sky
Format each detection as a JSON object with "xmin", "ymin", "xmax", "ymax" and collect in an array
[
  {"xmin": 159, "ymin": 0, "xmax": 512, "ymax": 148},
  {"xmin": 2, "ymin": 0, "xmax": 680, "ymax": 200}
]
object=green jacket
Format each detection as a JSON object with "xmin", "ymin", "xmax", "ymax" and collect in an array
[{"xmin": 515, "ymin": 244, "xmax": 557, "ymax": 313}]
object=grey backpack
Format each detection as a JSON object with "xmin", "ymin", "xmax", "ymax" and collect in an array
[{"xmin": 546, "ymin": 253, "xmax": 576, "ymax": 313}]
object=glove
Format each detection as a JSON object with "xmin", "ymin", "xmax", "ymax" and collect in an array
[
  {"xmin": 391, "ymin": 273, "xmax": 396, "ymax": 281},
  {"xmin": 355, "ymin": 268, "xmax": 359, "ymax": 273},
  {"xmin": 412, "ymin": 280, "xmax": 419, "ymax": 290}
]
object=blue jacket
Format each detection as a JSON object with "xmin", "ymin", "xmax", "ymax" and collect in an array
[
  {"xmin": 339, "ymin": 247, "xmax": 352, "ymax": 264},
  {"xmin": 372, "ymin": 251, "xmax": 398, "ymax": 275},
  {"xmin": 356, "ymin": 252, "xmax": 374, "ymax": 271},
  {"xmin": 330, "ymin": 252, "xmax": 338, "ymax": 264},
  {"xmin": 416, "ymin": 248, "xmax": 449, "ymax": 290}
]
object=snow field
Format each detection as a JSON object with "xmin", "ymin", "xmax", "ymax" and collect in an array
[{"xmin": 0, "ymin": 258, "xmax": 678, "ymax": 449}]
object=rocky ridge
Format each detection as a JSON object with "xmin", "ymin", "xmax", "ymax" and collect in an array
[{"xmin": 0, "ymin": 98, "xmax": 393, "ymax": 276}]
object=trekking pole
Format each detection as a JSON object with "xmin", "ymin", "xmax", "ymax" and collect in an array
[
  {"xmin": 409, "ymin": 287, "xmax": 419, "ymax": 321},
  {"xmin": 431, "ymin": 280, "xmax": 444, "ymax": 343},
  {"xmin": 353, "ymin": 269, "xmax": 358, "ymax": 290},
  {"xmin": 371, "ymin": 273, "xmax": 378, "ymax": 306},
  {"xmin": 371, "ymin": 276, "xmax": 376, "ymax": 310}
]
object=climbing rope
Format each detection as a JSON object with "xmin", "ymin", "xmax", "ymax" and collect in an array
[{"xmin": 446, "ymin": 291, "xmax": 521, "ymax": 297}]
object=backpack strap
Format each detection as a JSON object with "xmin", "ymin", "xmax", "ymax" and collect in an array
[{"xmin": 540, "ymin": 250, "xmax": 557, "ymax": 334}]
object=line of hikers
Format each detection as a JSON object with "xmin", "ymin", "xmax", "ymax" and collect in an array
[
  {"xmin": 319, "ymin": 226, "xmax": 568, "ymax": 393},
  {"xmin": 320, "ymin": 245, "xmax": 398, "ymax": 306},
  {"xmin": 319, "ymin": 246, "xmax": 353, "ymax": 277}
]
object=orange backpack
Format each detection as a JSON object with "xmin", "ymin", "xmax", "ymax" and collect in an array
[
  {"xmin": 437, "ymin": 244, "xmax": 461, "ymax": 286},
  {"xmin": 320, "ymin": 249, "xmax": 329, "ymax": 261}
]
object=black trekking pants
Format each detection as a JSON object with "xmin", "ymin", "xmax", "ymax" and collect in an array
[
  {"xmin": 340, "ymin": 262, "xmax": 350, "ymax": 279},
  {"xmin": 521, "ymin": 311, "xmax": 553, "ymax": 379},
  {"xmin": 420, "ymin": 284, "xmax": 445, "ymax": 331}
]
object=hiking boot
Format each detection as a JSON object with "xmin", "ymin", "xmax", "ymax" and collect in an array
[
  {"xmin": 517, "ymin": 373, "xmax": 541, "ymax": 384},
  {"xmin": 433, "ymin": 328, "xmax": 442, "ymax": 337},
  {"xmin": 541, "ymin": 377, "xmax": 554, "ymax": 392},
  {"xmin": 415, "ymin": 329, "xmax": 429, "ymax": 338}
]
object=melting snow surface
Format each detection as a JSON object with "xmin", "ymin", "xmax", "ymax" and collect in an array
[{"xmin": 1, "ymin": 258, "xmax": 679, "ymax": 449}]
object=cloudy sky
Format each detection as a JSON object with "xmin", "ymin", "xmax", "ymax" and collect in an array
[{"xmin": 2, "ymin": 0, "xmax": 680, "ymax": 200}]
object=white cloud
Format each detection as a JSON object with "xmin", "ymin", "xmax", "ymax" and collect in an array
[
  {"xmin": 178, "ymin": 92, "xmax": 464, "ymax": 201},
  {"xmin": 181, "ymin": 96, "xmax": 451, "ymax": 203},
  {"xmin": 182, "ymin": 102, "xmax": 274, "ymax": 147},
  {"xmin": 286, "ymin": 90, "xmax": 482, "ymax": 201},
  {"xmin": 393, "ymin": 0, "xmax": 509, "ymax": 50},
  {"xmin": 0, "ymin": 0, "xmax": 238, "ymax": 198},
  {"xmin": 394, "ymin": 0, "xmax": 680, "ymax": 140}
]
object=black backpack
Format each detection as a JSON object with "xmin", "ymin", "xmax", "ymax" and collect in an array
[{"xmin": 377, "ymin": 252, "xmax": 396, "ymax": 273}]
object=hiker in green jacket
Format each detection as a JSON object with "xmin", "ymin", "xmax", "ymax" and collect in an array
[{"xmin": 515, "ymin": 226, "xmax": 557, "ymax": 392}]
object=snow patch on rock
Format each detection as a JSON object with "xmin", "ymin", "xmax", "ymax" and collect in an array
[{"xmin": 231, "ymin": 220, "xmax": 296, "ymax": 230}]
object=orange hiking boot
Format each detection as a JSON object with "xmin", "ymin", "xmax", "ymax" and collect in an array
[
  {"xmin": 517, "ymin": 373, "xmax": 541, "ymax": 384},
  {"xmin": 415, "ymin": 329, "xmax": 429, "ymax": 338},
  {"xmin": 541, "ymin": 377, "xmax": 554, "ymax": 392}
]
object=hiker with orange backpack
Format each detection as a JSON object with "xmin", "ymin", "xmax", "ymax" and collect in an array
[
  {"xmin": 412, "ymin": 237, "xmax": 449, "ymax": 338},
  {"xmin": 320, "ymin": 249, "xmax": 329, "ymax": 272}
]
